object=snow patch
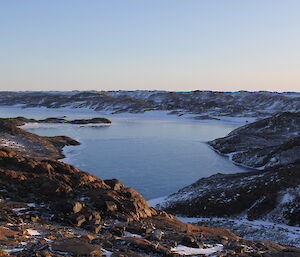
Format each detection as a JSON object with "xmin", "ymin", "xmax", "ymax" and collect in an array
[
  {"xmin": 124, "ymin": 232, "xmax": 142, "ymax": 238},
  {"xmin": 26, "ymin": 229, "xmax": 41, "ymax": 236},
  {"xmin": 171, "ymin": 244, "xmax": 223, "ymax": 256},
  {"xmin": 147, "ymin": 196, "xmax": 168, "ymax": 207}
]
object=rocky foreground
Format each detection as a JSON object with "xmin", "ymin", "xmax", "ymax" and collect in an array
[{"xmin": 0, "ymin": 119, "xmax": 300, "ymax": 256}]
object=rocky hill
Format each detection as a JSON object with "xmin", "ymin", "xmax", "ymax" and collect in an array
[
  {"xmin": 1, "ymin": 119, "xmax": 300, "ymax": 255},
  {"xmin": 0, "ymin": 90, "xmax": 299, "ymax": 118},
  {"xmin": 208, "ymin": 112, "xmax": 300, "ymax": 169}
]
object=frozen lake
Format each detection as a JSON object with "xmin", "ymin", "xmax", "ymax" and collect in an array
[{"xmin": 0, "ymin": 107, "xmax": 251, "ymax": 199}]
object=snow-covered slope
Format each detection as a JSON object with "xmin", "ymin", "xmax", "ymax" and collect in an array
[{"xmin": 154, "ymin": 163, "xmax": 300, "ymax": 225}]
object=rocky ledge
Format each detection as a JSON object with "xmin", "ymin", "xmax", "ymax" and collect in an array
[{"xmin": 208, "ymin": 112, "xmax": 300, "ymax": 169}]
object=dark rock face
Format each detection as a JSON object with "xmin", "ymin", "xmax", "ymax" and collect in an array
[
  {"xmin": 0, "ymin": 90, "xmax": 299, "ymax": 118},
  {"xmin": 208, "ymin": 112, "xmax": 300, "ymax": 169}
]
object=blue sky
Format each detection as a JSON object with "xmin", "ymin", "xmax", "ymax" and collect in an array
[{"xmin": 0, "ymin": 0, "xmax": 300, "ymax": 92}]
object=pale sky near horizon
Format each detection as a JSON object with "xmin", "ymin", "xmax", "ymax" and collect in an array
[{"xmin": 0, "ymin": 0, "xmax": 300, "ymax": 92}]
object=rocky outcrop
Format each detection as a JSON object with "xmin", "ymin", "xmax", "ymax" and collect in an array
[
  {"xmin": 208, "ymin": 112, "xmax": 300, "ymax": 169},
  {"xmin": 0, "ymin": 148, "xmax": 156, "ymax": 222},
  {"xmin": 0, "ymin": 90, "xmax": 299, "ymax": 118},
  {"xmin": 1, "ymin": 148, "xmax": 300, "ymax": 256}
]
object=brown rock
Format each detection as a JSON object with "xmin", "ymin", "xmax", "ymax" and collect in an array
[{"xmin": 51, "ymin": 238, "xmax": 103, "ymax": 256}]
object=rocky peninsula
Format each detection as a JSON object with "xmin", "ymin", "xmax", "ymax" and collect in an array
[
  {"xmin": 0, "ymin": 117, "xmax": 111, "ymax": 160},
  {"xmin": 208, "ymin": 112, "xmax": 300, "ymax": 169}
]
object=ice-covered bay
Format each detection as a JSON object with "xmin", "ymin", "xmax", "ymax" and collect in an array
[{"xmin": 0, "ymin": 107, "xmax": 251, "ymax": 199}]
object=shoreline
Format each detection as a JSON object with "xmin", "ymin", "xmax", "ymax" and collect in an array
[{"xmin": 207, "ymin": 144, "xmax": 262, "ymax": 171}]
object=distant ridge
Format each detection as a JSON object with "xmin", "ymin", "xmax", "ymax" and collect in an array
[{"xmin": 0, "ymin": 90, "xmax": 299, "ymax": 118}]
